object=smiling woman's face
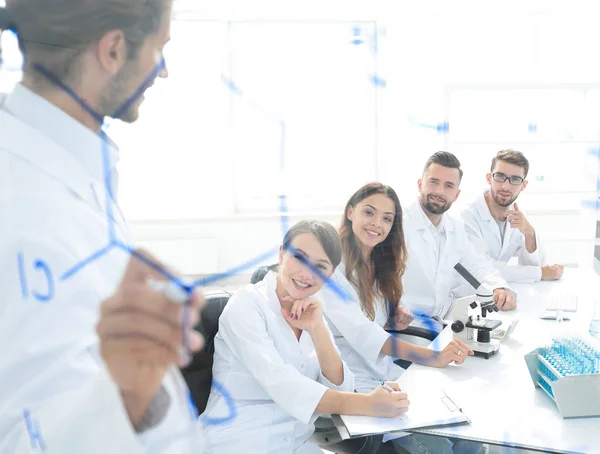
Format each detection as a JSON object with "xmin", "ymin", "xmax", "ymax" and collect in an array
[
  {"xmin": 277, "ymin": 233, "xmax": 334, "ymax": 300},
  {"xmin": 347, "ymin": 193, "xmax": 396, "ymax": 250}
]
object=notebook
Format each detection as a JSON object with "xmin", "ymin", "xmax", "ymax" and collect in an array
[{"xmin": 336, "ymin": 388, "xmax": 470, "ymax": 440}]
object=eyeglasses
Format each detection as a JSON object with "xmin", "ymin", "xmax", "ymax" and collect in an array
[{"xmin": 492, "ymin": 172, "xmax": 524, "ymax": 185}]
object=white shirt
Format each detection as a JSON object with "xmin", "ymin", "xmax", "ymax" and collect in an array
[
  {"xmin": 461, "ymin": 192, "xmax": 545, "ymax": 282},
  {"xmin": 402, "ymin": 200, "xmax": 513, "ymax": 325},
  {"xmin": 0, "ymin": 84, "xmax": 204, "ymax": 453},
  {"xmin": 324, "ymin": 264, "xmax": 404, "ymax": 393},
  {"xmin": 202, "ymin": 271, "xmax": 354, "ymax": 454}
]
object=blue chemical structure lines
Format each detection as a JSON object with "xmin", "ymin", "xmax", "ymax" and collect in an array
[
  {"xmin": 350, "ymin": 23, "xmax": 387, "ymax": 88},
  {"xmin": 17, "ymin": 251, "xmax": 54, "ymax": 303},
  {"xmin": 218, "ymin": 73, "xmax": 444, "ymax": 360},
  {"xmin": 12, "ymin": 53, "xmax": 446, "ymax": 417},
  {"xmin": 9, "ymin": 39, "xmax": 485, "ymax": 449},
  {"xmin": 9, "ymin": 57, "xmax": 354, "ymax": 435},
  {"xmin": 407, "ymin": 115, "xmax": 449, "ymax": 134},
  {"xmin": 4, "ymin": 25, "xmax": 596, "ymax": 454},
  {"xmin": 22, "ymin": 409, "xmax": 46, "ymax": 453},
  {"xmin": 12, "ymin": 58, "xmax": 234, "ymax": 431}
]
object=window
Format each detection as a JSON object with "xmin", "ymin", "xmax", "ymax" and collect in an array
[
  {"xmin": 448, "ymin": 87, "xmax": 600, "ymax": 198},
  {"xmin": 110, "ymin": 21, "xmax": 230, "ymax": 220},
  {"xmin": 447, "ymin": 86, "xmax": 600, "ymax": 258},
  {"xmin": 227, "ymin": 22, "xmax": 378, "ymax": 212}
]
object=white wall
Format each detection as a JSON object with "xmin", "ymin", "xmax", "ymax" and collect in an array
[
  {"xmin": 130, "ymin": 213, "xmax": 341, "ymax": 285},
  {"xmin": 129, "ymin": 199, "xmax": 597, "ymax": 285},
  {"xmin": 121, "ymin": 1, "xmax": 600, "ymax": 284},
  {"xmin": 4, "ymin": 0, "xmax": 600, "ymax": 283}
]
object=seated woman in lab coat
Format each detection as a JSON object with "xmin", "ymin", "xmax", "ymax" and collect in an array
[
  {"xmin": 323, "ymin": 182, "xmax": 482, "ymax": 454},
  {"xmin": 202, "ymin": 220, "xmax": 409, "ymax": 454}
]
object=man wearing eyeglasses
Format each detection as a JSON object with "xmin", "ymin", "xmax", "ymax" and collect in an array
[{"xmin": 461, "ymin": 149, "xmax": 563, "ymax": 282}]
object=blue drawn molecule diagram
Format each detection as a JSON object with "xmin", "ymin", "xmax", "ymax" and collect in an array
[
  {"xmin": 17, "ymin": 252, "xmax": 54, "ymax": 303},
  {"xmin": 350, "ymin": 23, "xmax": 387, "ymax": 88},
  {"xmin": 7, "ymin": 36, "xmax": 442, "ymax": 447},
  {"xmin": 22, "ymin": 409, "xmax": 46, "ymax": 453},
  {"xmin": 5, "ymin": 22, "xmax": 596, "ymax": 454},
  {"xmin": 218, "ymin": 69, "xmax": 443, "ymax": 358}
]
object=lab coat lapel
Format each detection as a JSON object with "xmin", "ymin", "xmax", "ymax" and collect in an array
[
  {"xmin": 484, "ymin": 216, "xmax": 503, "ymax": 261},
  {"xmin": 418, "ymin": 205, "xmax": 446, "ymax": 315},
  {"xmin": 501, "ymin": 213, "xmax": 517, "ymax": 257},
  {"xmin": 90, "ymin": 182, "xmax": 132, "ymax": 245},
  {"xmin": 411, "ymin": 202, "xmax": 439, "ymax": 261},
  {"xmin": 436, "ymin": 220, "xmax": 449, "ymax": 270},
  {"xmin": 0, "ymin": 110, "xmax": 91, "ymax": 201},
  {"xmin": 421, "ymin": 228, "xmax": 438, "ymax": 259},
  {"xmin": 1, "ymin": 107, "xmax": 132, "ymax": 244},
  {"xmin": 433, "ymin": 218, "xmax": 452, "ymax": 316},
  {"xmin": 478, "ymin": 193, "xmax": 502, "ymax": 245},
  {"xmin": 487, "ymin": 218, "xmax": 502, "ymax": 246}
]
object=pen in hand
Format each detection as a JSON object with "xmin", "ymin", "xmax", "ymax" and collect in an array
[
  {"xmin": 380, "ymin": 381, "xmax": 396, "ymax": 393},
  {"xmin": 374, "ymin": 381, "xmax": 409, "ymax": 416}
]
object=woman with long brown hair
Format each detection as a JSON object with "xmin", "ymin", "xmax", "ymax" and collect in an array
[
  {"xmin": 339, "ymin": 182, "xmax": 409, "ymax": 325},
  {"xmin": 323, "ymin": 183, "xmax": 482, "ymax": 454},
  {"xmin": 324, "ymin": 182, "xmax": 470, "ymax": 391}
]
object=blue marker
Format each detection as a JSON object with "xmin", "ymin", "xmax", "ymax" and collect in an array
[{"xmin": 148, "ymin": 279, "xmax": 192, "ymax": 365}]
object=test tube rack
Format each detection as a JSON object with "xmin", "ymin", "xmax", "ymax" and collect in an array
[{"xmin": 524, "ymin": 337, "xmax": 600, "ymax": 418}]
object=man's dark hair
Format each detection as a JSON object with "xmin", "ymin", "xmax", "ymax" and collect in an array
[
  {"xmin": 0, "ymin": 0, "xmax": 171, "ymax": 91},
  {"xmin": 491, "ymin": 149, "xmax": 530, "ymax": 178},
  {"xmin": 423, "ymin": 151, "xmax": 463, "ymax": 180}
]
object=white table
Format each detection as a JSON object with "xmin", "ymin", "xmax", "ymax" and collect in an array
[{"xmin": 393, "ymin": 268, "xmax": 600, "ymax": 453}]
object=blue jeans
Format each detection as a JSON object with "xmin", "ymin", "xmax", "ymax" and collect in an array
[{"xmin": 391, "ymin": 433, "xmax": 482, "ymax": 454}]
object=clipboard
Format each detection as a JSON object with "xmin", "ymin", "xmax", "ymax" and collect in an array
[{"xmin": 333, "ymin": 388, "xmax": 471, "ymax": 440}]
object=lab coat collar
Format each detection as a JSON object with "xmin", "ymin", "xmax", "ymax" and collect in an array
[
  {"xmin": 3, "ymin": 83, "xmax": 119, "ymax": 186},
  {"xmin": 476, "ymin": 192, "xmax": 493, "ymax": 221},
  {"xmin": 408, "ymin": 199, "xmax": 454, "ymax": 234},
  {"xmin": 477, "ymin": 191, "xmax": 515, "ymax": 220},
  {"xmin": 477, "ymin": 192, "xmax": 513, "ymax": 242},
  {"xmin": 264, "ymin": 271, "xmax": 281, "ymax": 309},
  {"xmin": 264, "ymin": 271, "xmax": 292, "ymax": 324}
]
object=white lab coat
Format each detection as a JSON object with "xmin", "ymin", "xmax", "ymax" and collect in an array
[
  {"xmin": 0, "ymin": 84, "xmax": 204, "ymax": 453},
  {"xmin": 202, "ymin": 271, "xmax": 354, "ymax": 454},
  {"xmin": 323, "ymin": 264, "xmax": 404, "ymax": 393},
  {"xmin": 461, "ymin": 192, "xmax": 545, "ymax": 282},
  {"xmin": 402, "ymin": 201, "xmax": 513, "ymax": 325}
]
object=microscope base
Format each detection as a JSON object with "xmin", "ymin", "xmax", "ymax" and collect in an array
[{"xmin": 465, "ymin": 339, "xmax": 500, "ymax": 360}]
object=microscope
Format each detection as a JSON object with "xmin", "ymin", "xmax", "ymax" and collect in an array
[{"xmin": 450, "ymin": 263, "xmax": 502, "ymax": 359}]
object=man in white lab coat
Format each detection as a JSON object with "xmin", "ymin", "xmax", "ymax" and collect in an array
[
  {"xmin": 402, "ymin": 152, "xmax": 516, "ymax": 329},
  {"xmin": 461, "ymin": 149, "xmax": 564, "ymax": 283},
  {"xmin": 0, "ymin": 1, "xmax": 206, "ymax": 453}
]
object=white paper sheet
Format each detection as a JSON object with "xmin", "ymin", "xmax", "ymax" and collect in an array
[{"xmin": 338, "ymin": 388, "xmax": 470, "ymax": 441}]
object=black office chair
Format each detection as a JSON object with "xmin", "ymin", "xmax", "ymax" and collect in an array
[
  {"xmin": 387, "ymin": 326, "xmax": 440, "ymax": 369},
  {"xmin": 250, "ymin": 263, "xmax": 279, "ymax": 284},
  {"xmin": 180, "ymin": 289, "xmax": 231, "ymax": 415}
]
